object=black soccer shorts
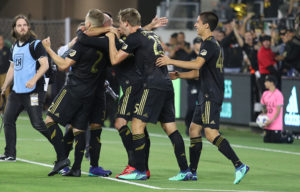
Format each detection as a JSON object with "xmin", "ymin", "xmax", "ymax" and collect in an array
[
  {"xmin": 192, "ymin": 100, "xmax": 221, "ymax": 129},
  {"xmin": 47, "ymin": 86, "xmax": 92, "ymax": 130},
  {"xmin": 116, "ymin": 83, "xmax": 142, "ymax": 121},
  {"xmin": 133, "ymin": 88, "xmax": 175, "ymax": 124}
]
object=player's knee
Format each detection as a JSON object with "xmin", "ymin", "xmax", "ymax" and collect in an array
[
  {"xmin": 44, "ymin": 115, "xmax": 54, "ymax": 124},
  {"xmin": 189, "ymin": 123, "xmax": 202, "ymax": 138},
  {"xmin": 204, "ymin": 128, "xmax": 219, "ymax": 143},
  {"xmin": 114, "ymin": 119, "xmax": 127, "ymax": 130},
  {"xmin": 161, "ymin": 122, "xmax": 177, "ymax": 136}
]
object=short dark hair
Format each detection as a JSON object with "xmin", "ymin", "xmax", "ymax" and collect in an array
[
  {"xmin": 171, "ymin": 32, "xmax": 178, "ymax": 38},
  {"xmin": 199, "ymin": 11, "xmax": 218, "ymax": 31},
  {"xmin": 118, "ymin": 8, "xmax": 141, "ymax": 26},
  {"xmin": 178, "ymin": 32, "xmax": 185, "ymax": 36},
  {"xmin": 265, "ymin": 75, "xmax": 277, "ymax": 85}
]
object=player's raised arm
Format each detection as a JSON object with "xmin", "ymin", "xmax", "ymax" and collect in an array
[
  {"xmin": 143, "ymin": 16, "xmax": 168, "ymax": 31},
  {"xmin": 42, "ymin": 37, "xmax": 75, "ymax": 71},
  {"xmin": 106, "ymin": 32, "xmax": 129, "ymax": 65}
]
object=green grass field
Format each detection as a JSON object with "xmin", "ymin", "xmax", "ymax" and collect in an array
[{"xmin": 0, "ymin": 113, "xmax": 300, "ymax": 192}]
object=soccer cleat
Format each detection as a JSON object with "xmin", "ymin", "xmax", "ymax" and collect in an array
[
  {"xmin": 115, "ymin": 165, "xmax": 136, "ymax": 178},
  {"xmin": 48, "ymin": 158, "xmax": 71, "ymax": 176},
  {"xmin": 168, "ymin": 169, "xmax": 193, "ymax": 181},
  {"xmin": 191, "ymin": 172, "xmax": 198, "ymax": 181},
  {"xmin": 62, "ymin": 169, "xmax": 81, "ymax": 177},
  {"xmin": 117, "ymin": 170, "xmax": 147, "ymax": 180},
  {"xmin": 0, "ymin": 155, "xmax": 16, "ymax": 162},
  {"xmin": 234, "ymin": 164, "xmax": 250, "ymax": 184},
  {"xmin": 146, "ymin": 170, "xmax": 151, "ymax": 179},
  {"xmin": 58, "ymin": 167, "xmax": 70, "ymax": 174},
  {"xmin": 88, "ymin": 166, "xmax": 112, "ymax": 177}
]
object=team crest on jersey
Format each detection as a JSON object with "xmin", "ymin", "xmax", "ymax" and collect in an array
[
  {"xmin": 69, "ymin": 49, "xmax": 76, "ymax": 57},
  {"xmin": 122, "ymin": 43, "xmax": 128, "ymax": 50},
  {"xmin": 200, "ymin": 49, "xmax": 207, "ymax": 56},
  {"xmin": 14, "ymin": 53, "xmax": 24, "ymax": 71}
]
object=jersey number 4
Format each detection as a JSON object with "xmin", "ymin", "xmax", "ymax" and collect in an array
[{"xmin": 216, "ymin": 50, "xmax": 223, "ymax": 72}]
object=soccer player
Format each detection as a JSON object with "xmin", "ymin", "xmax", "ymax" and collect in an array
[
  {"xmin": 156, "ymin": 11, "xmax": 249, "ymax": 184},
  {"xmin": 77, "ymin": 13, "xmax": 168, "ymax": 179},
  {"xmin": 0, "ymin": 14, "xmax": 69, "ymax": 175},
  {"xmin": 105, "ymin": 8, "xmax": 192, "ymax": 181},
  {"xmin": 42, "ymin": 9, "xmax": 107, "ymax": 177},
  {"xmin": 61, "ymin": 14, "xmax": 113, "ymax": 177}
]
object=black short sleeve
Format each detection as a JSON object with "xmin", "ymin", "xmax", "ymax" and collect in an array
[
  {"xmin": 35, "ymin": 41, "xmax": 48, "ymax": 59},
  {"xmin": 198, "ymin": 41, "xmax": 214, "ymax": 62},
  {"xmin": 9, "ymin": 46, "xmax": 13, "ymax": 61},
  {"xmin": 67, "ymin": 41, "xmax": 81, "ymax": 62},
  {"xmin": 122, "ymin": 33, "xmax": 141, "ymax": 54}
]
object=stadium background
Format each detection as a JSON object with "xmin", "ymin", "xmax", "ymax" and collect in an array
[{"xmin": 0, "ymin": 0, "xmax": 299, "ymax": 133}]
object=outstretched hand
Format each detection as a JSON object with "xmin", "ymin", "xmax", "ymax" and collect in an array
[
  {"xmin": 156, "ymin": 55, "xmax": 170, "ymax": 67},
  {"xmin": 151, "ymin": 16, "xmax": 168, "ymax": 29}
]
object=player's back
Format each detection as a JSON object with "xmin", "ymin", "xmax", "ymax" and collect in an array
[
  {"xmin": 123, "ymin": 29, "xmax": 173, "ymax": 91},
  {"xmin": 67, "ymin": 41, "xmax": 108, "ymax": 98}
]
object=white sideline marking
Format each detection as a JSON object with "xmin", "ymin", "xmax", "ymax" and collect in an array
[{"xmin": 16, "ymin": 158, "xmax": 271, "ymax": 192}]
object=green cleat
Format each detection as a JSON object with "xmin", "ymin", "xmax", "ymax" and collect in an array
[
  {"xmin": 117, "ymin": 170, "xmax": 147, "ymax": 180},
  {"xmin": 168, "ymin": 169, "xmax": 192, "ymax": 181},
  {"xmin": 234, "ymin": 164, "xmax": 249, "ymax": 184}
]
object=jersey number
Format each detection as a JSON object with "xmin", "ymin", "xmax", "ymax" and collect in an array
[
  {"xmin": 91, "ymin": 51, "xmax": 103, "ymax": 73},
  {"xmin": 216, "ymin": 50, "xmax": 223, "ymax": 72},
  {"xmin": 142, "ymin": 31, "xmax": 164, "ymax": 56}
]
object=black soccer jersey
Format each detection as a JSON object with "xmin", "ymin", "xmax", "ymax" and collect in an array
[
  {"xmin": 114, "ymin": 37, "xmax": 142, "ymax": 87},
  {"xmin": 197, "ymin": 36, "xmax": 224, "ymax": 104},
  {"xmin": 66, "ymin": 41, "xmax": 108, "ymax": 98},
  {"xmin": 122, "ymin": 28, "xmax": 173, "ymax": 91}
]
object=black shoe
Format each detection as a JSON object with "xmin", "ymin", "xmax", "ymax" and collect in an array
[
  {"xmin": 0, "ymin": 155, "xmax": 16, "ymax": 162},
  {"xmin": 48, "ymin": 158, "xmax": 71, "ymax": 176},
  {"xmin": 62, "ymin": 169, "xmax": 81, "ymax": 177}
]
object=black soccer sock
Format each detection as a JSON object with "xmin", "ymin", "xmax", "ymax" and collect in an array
[
  {"xmin": 119, "ymin": 125, "xmax": 135, "ymax": 167},
  {"xmin": 46, "ymin": 122, "xmax": 65, "ymax": 161},
  {"xmin": 133, "ymin": 134, "xmax": 146, "ymax": 172},
  {"xmin": 144, "ymin": 127, "xmax": 150, "ymax": 171},
  {"xmin": 89, "ymin": 127, "xmax": 102, "ymax": 167},
  {"xmin": 168, "ymin": 130, "xmax": 189, "ymax": 171},
  {"xmin": 63, "ymin": 127, "xmax": 74, "ymax": 158},
  {"xmin": 72, "ymin": 131, "xmax": 86, "ymax": 170},
  {"xmin": 213, "ymin": 135, "xmax": 242, "ymax": 168},
  {"xmin": 189, "ymin": 136, "xmax": 203, "ymax": 173}
]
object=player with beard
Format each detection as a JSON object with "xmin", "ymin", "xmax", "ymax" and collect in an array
[
  {"xmin": 77, "ymin": 13, "xmax": 168, "ymax": 179},
  {"xmin": 0, "ymin": 14, "xmax": 69, "ymax": 175}
]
